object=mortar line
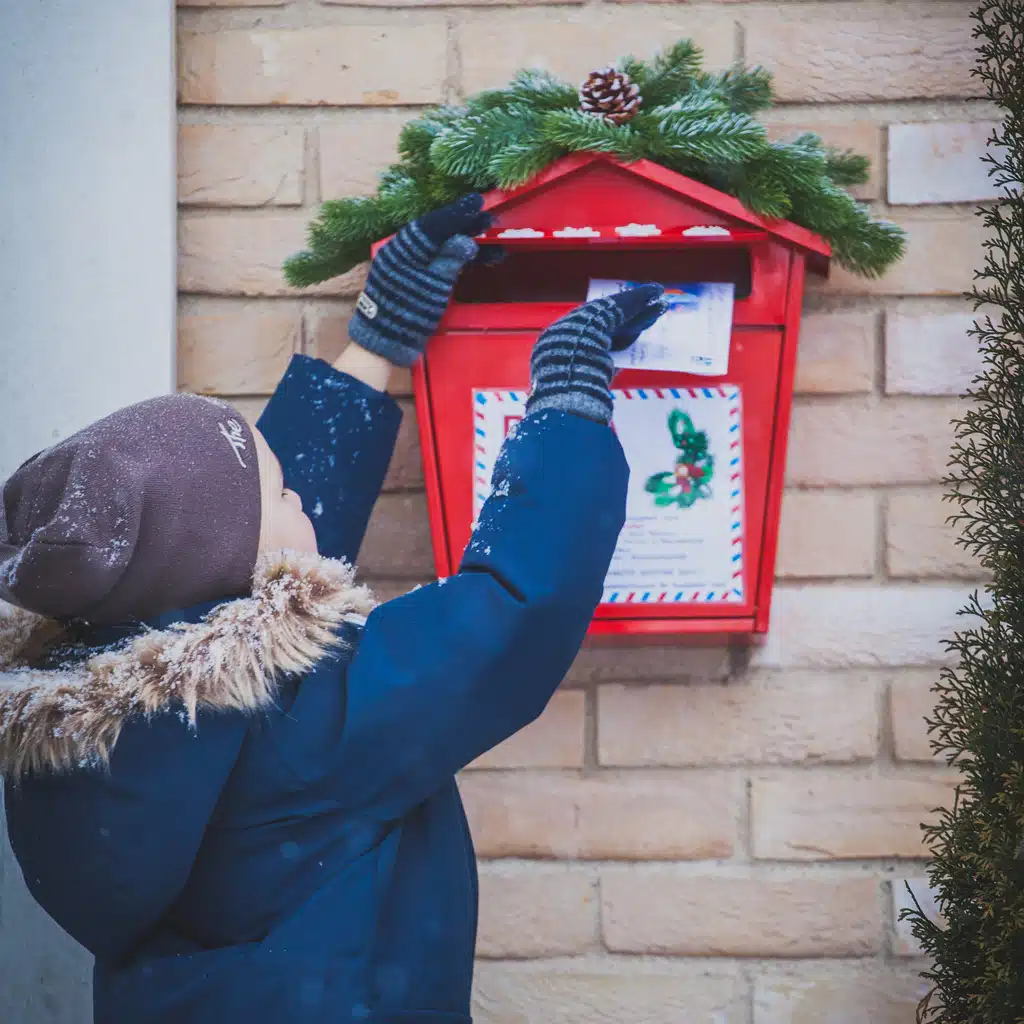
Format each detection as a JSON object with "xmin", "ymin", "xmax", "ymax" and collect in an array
[
  {"xmin": 882, "ymin": 874, "xmax": 899, "ymax": 960},
  {"xmin": 445, "ymin": 14, "xmax": 461, "ymax": 105},
  {"xmin": 878, "ymin": 673, "xmax": 897, "ymax": 765},
  {"xmin": 303, "ymin": 125, "xmax": 321, "ymax": 208},
  {"xmin": 583, "ymin": 684, "xmax": 600, "ymax": 772},
  {"xmin": 299, "ymin": 306, "xmax": 312, "ymax": 357},
  {"xmin": 739, "ymin": 773, "xmax": 753, "ymax": 863},
  {"xmin": 875, "ymin": 488, "xmax": 888, "ymax": 584}
]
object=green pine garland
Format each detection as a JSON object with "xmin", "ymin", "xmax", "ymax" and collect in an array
[
  {"xmin": 284, "ymin": 40, "xmax": 905, "ymax": 286},
  {"xmin": 899, "ymin": 2, "xmax": 1024, "ymax": 1021}
]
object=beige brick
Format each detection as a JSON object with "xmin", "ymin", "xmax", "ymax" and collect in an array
[
  {"xmin": 777, "ymin": 490, "xmax": 877, "ymax": 578},
  {"xmin": 178, "ymin": 125, "xmax": 303, "ymax": 207},
  {"xmin": 224, "ymin": 395, "xmax": 268, "ymax": 427},
  {"xmin": 819, "ymin": 214, "xmax": 987, "ymax": 297},
  {"xmin": 795, "ymin": 311, "xmax": 876, "ymax": 395},
  {"xmin": 598, "ymin": 673, "xmax": 879, "ymax": 767},
  {"xmin": 754, "ymin": 962, "xmax": 931, "ymax": 1024},
  {"xmin": 887, "ymin": 490, "xmax": 980, "ymax": 578},
  {"xmin": 889, "ymin": 122, "xmax": 1003, "ymax": 205},
  {"xmin": 755, "ymin": 585, "xmax": 969, "ymax": 669},
  {"xmin": 460, "ymin": 771, "xmax": 737, "ymax": 860},
  {"xmin": 890, "ymin": 671, "xmax": 942, "ymax": 763},
  {"xmin": 747, "ymin": 9, "xmax": 982, "ymax": 103},
  {"xmin": 751, "ymin": 770, "xmax": 956, "ymax": 860},
  {"xmin": 304, "ymin": 307, "xmax": 413, "ymax": 398},
  {"xmin": 786, "ymin": 397, "xmax": 960, "ymax": 487},
  {"xmin": 179, "ymin": 25, "xmax": 447, "ymax": 106},
  {"xmin": 179, "ymin": 0, "xmax": 284, "ymax": 6},
  {"xmin": 319, "ymin": 112, "xmax": 411, "ymax": 200},
  {"xmin": 765, "ymin": 119, "xmax": 881, "ymax": 200},
  {"xmin": 459, "ymin": 10, "xmax": 735, "ymax": 95},
  {"xmin": 177, "ymin": 301, "xmax": 299, "ymax": 394},
  {"xmin": 330, "ymin": 0, "xmax": 583, "ymax": 6},
  {"xmin": 566, "ymin": 643, "xmax": 730, "ymax": 685},
  {"xmin": 886, "ymin": 311, "xmax": 981, "ymax": 396},
  {"xmin": 381, "ymin": 399, "xmax": 423, "ymax": 493},
  {"xmin": 474, "ymin": 957, "xmax": 747, "ymax": 1024},
  {"xmin": 470, "ymin": 690, "xmax": 584, "ymax": 769},
  {"xmin": 476, "ymin": 865, "xmax": 597, "ymax": 958},
  {"xmin": 303, "ymin": 302, "xmax": 355, "ymax": 365},
  {"xmin": 179, "ymin": 213, "xmax": 367, "ymax": 297},
  {"xmin": 602, "ymin": 867, "xmax": 881, "ymax": 956},
  {"xmin": 891, "ymin": 877, "xmax": 944, "ymax": 957},
  {"xmin": 359, "ymin": 492, "xmax": 434, "ymax": 577}
]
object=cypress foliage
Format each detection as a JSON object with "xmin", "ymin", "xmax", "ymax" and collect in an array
[
  {"xmin": 899, "ymin": 2, "xmax": 1024, "ymax": 1021},
  {"xmin": 284, "ymin": 40, "xmax": 905, "ymax": 287}
]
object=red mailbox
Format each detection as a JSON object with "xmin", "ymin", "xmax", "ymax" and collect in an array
[{"xmin": 398, "ymin": 153, "xmax": 831, "ymax": 639}]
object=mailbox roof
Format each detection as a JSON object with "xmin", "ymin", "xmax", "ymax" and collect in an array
[{"xmin": 475, "ymin": 152, "xmax": 832, "ymax": 274}]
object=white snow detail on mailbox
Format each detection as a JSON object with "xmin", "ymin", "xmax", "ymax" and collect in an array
[
  {"xmin": 683, "ymin": 225, "xmax": 732, "ymax": 237},
  {"xmin": 553, "ymin": 226, "xmax": 601, "ymax": 238},
  {"xmin": 497, "ymin": 228, "xmax": 545, "ymax": 239},
  {"xmin": 615, "ymin": 223, "xmax": 662, "ymax": 237}
]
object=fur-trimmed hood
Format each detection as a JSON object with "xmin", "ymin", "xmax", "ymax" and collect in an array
[{"xmin": 0, "ymin": 552, "xmax": 376, "ymax": 781}]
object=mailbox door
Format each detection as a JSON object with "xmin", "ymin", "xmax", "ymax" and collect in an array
[{"xmin": 416, "ymin": 326, "xmax": 784, "ymax": 635}]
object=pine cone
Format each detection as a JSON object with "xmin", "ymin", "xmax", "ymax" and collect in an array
[{"xmin": 579, "ymin": 66, "xmax": 642, "ymax": 126}]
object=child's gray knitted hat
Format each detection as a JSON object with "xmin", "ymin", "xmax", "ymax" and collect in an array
[{"xmin": 0, "ymin": 395, "xmax": 261, "ymax": 625}]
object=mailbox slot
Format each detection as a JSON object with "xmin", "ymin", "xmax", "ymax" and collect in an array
[
  {"xmin": 455, "ymin": 245, "xmax": 753, "ymax": 304},
  {"xmin": 443, "ymin": 237, "xmax": 792, "ymax": 332}
]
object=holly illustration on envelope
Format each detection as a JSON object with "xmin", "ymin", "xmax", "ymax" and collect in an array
[{"xmin": 644, "ymin": 409, "xmax": 715, "ymax": 508}]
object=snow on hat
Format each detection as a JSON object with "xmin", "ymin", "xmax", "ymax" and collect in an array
[{"xmin": 0, "ymin": 395, "xmax": 262, "ymax": 625}]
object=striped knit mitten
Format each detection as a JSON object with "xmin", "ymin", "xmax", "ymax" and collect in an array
[
  {"xmin": 349, "ymin": 194, "xmax": 493, "ymax": 367},
  {"xmin": 525, "ymin": 284, "xmax": 667, "ymax": 425}
]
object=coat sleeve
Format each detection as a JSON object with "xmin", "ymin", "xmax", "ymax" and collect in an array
[
  {"xmin": 255, "ymin": 354, "xmax": 403, "ymax": 563},
  {"xmin": 326, "ymin": 410, "xmax": 628, "ymax": 821},
  {"xmin": 4, "ymin": 709, "xmax": 247, "ymax": 964}
]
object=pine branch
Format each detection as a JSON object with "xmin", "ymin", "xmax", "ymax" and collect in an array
[
  {"xmin": 283, "ymin": 36, "xmax": 901, "ymax": 286},
  {"xmin": 768, "ymin": 137, "xmax": 829, "ymax": 191},
  {"xmin": 652, "ymin": 110, "xmax": 768, "ymax": 164},
  {"xmin": 505, "ymin": 68, "xmax": 578, "ymax": 110},
  {"xmin": 431, "ymin": 108, "xmax": 540, "ymax": 186},
  {"xmin": 699, "ymin": 65, "xmax": 775, "ymax": 115},
  {"xmin": 540, "ymin": 109, "xmax": 641, "ymax": 159},
  {"xmin": 729, "ymin": 159, "xmax": 793, "ymax": 220},
  {"xmin": 398, "ymin": 108, "xmax": 465, "ymax": 169},
  {"xmin": 829, "ymin": 210, "xmax": 906, "ymax": 278},
  {"xmin": 651, "ymin": 90, "xmax": 731, "ymax": 122},
  {"xmin": 284, "ymin": 196, "xmax": 397, "ymax": 285},
  {"xmin": 632, "ymin": 39, "xmax": 704, "ymax": 108},
  {"xmin": 423, "ymin": 170, "xmax": 466, "ymax": 208},
  {"xmin": 490, "ymin": 138, "xmax": 565, "ymax": 189},
  {"xmin": 283, "ymin": 242, "xmax": 367, "ymax": 289},
  {"xmin": 825, "ymin": 148, "xmax": 871, "ymax": 186},
  {"xmin": 376, "ymin": 168, "xmax": 434, "ymax": 223},
  {"xmin": 466, "ymin": 69, "xmax": 577, "ymax": 115},
  {"xmin": 616, "ymin": 54, "xmax": 647, "ymax": 84},
  {"xmin": 309, "ymin": 197, "xmax": 395, "ymax": 247}
]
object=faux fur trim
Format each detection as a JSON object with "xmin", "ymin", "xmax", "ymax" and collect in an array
[{"xmin": 0, "ymin": 551, "xmax": 376, "ymax": 781}]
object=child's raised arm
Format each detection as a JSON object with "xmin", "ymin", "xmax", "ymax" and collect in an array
[
  {"xmin": 298, "ymin": 288, "xmax": 666, "ymax": 820},
  {"xmin": 256, "ymin": 195, "xmax": 493, "ymax": 563}
]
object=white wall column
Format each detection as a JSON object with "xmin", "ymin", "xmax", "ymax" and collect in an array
[{"xmin": 0, "ymin": 2, "xmax": 176, "ymax": 1019}]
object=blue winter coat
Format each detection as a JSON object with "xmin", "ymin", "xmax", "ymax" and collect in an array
[{"xmin": 0, "ymin": 354, "xmax": 628, "ymax": 1023}]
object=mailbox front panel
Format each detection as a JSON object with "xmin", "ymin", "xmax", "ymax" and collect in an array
[
  {"xmin": 374, "ymin": 157, "xmax": 828, "ymax": 638},
  {"xmin": 415, "ymin": 326, "xmax": 786, "ymax": 636}
]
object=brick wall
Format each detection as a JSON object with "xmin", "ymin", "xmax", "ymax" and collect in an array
[{"xmin": 177, "ymin": 2, "xmax": 989, "ymax": 1020}]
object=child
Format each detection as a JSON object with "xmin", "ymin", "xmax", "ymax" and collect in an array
[{"xmin": 0, "ymin": 195, "xmax": 665, "ymax": 1023}]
